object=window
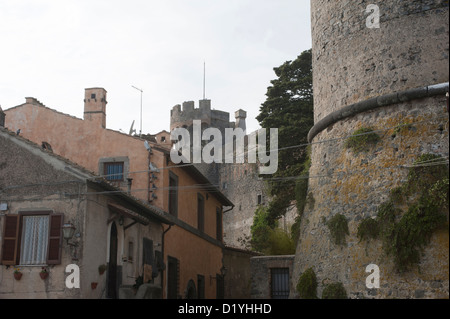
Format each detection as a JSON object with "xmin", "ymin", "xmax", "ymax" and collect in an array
[
  {"xmin": 270, "ymin": 268, "xmax": 290, "ymax": 299},
  {"xmin": 128, "ymin": 240, "xmax": 134, "ymax": 262},
  {"xmin": 197, "ymin": 194, "xmax": 204, "ymax": 232},
  {"xmin": 104, "ymin": 162, "xmax": 124, "ymax": 181},
  {"xmin": 91, "ymin": 93, "xmax": 96, "ymax": 99},
  {"xmin": 216, "ymin": 207, "xmax": 222, "ymax": 241},
  {"xmin": 257, "ymin": 195, "xmax": 262, "ymax": 205},
  {"xmin": 99, "ymin": 157, "xmax": 129, "ymax": 183},
  {"xmin": 168, "ymin": 172, "xmax": 178, "ymax": 217},
  {"xmin": 1, "ymin": 212, "xmax": 63, "ymax": 265},
  {"xmin": 167, "ymin": 256, "xmax": 180, "ymax": 299},
  {"xmin": 197, "ymin": 275, "xmax": 205, "ymax": 299}
]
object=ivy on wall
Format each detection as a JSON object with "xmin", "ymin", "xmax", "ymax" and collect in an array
[{"xmin": 357, "ymin": 154, "xmax": 449, "ymax": 272}]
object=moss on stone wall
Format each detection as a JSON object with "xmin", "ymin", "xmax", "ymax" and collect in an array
[
  {"xmin": 344, "ymin": 127, "xmax": 381, "ymax": 153},
  {"xmin": 326, "ymin": 213, "xmax": 349, "ymax": 245}
]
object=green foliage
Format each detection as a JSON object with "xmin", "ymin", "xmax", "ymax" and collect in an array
[
  {"xmin": 344, "ymin": 127, "xmax": 381, "ymax": 153},
  {"xmin": 391, "ymin": 122, "xmax": 413, "ymax": 138},
  {"xmin": 322, "ymin": 282, "xmax": 348, "ymax": 299},
  {"xmin": 357, "ymin": 217, "xmax": 380, "ymax": 242},
  {"xmin": 296, "ymin": 268, "xmax": 318, "ymax": 299},
  {"xmin": 250, "ymin": 206, "xmax": 296, "ymax": 255},
  {"xmin": 257, "ymin": 49, "xmax": 314, "ymax": 222},
  {"xmin": 326, "ymin": 214, "xmax": 349, "ymax": 245},
  {"xmin": 292, "ymin": 146, "xmax": 312, "ymax": 243},
  {"xmin": 385, "ymin": 199, "xmax": 447, "ymax": 272},
  {"xmin": 357, "ymin": 154, "xmax": 449, "ymax": 272},
  {"xmin": 250, "ymin": 206, "xmax": 273, "ymax": 253},
  {"xmin": 267, "ymin": 228, "xmax": 296, "ymax": 255}
]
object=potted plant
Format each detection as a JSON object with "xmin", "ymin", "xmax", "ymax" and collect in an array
[
  {"xmin": 39, "ymin": 267, "xmax": 49, "ymax": 280},
  {"xmin": 13, "ymin": 268, "xmax": 22, "ymax": 280},
  {"xmin": 98, "ymin": 264, "xmax": 107, "ymax": 275}
]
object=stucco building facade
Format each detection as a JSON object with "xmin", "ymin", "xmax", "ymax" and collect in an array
[
  {"xmin": 3, "ymin": 90, "xmax": 232, "ymax": 299},
  {"xmin": 0, "ymin": 128, "xmax": 172, "ymax": 298}
]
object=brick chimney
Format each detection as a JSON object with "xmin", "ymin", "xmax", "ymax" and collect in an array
[
  {"xmin": 0, "ymin": 106, "xmax": 5, "ymax": 128},
  {"xmin": 84, "ymin": 88, "xmax": 107, "ymax": 128}
]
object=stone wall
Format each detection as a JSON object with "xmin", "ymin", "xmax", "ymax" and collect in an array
[
  {"xmin": 292, "ymin": 0, "xmax": 449, "ymax": 299},
  {"xmin": 311, "ymin": 0, "xmax": 449, "ymax": 124},
  {"xmin": 293, "ymin": 97, "xmax": 449, "ymax": 299},
  {"xmin": 250, "ymin": 255, "xmax": 294, "ymax": 299}
]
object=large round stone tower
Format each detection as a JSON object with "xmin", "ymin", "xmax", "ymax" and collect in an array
[{"xmin": 292, "ymin": 1, "xmax": 449, "ymax": 299}]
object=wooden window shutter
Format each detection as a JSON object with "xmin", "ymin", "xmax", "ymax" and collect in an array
[
  {"xmin": 47, "ymin": 214, "xmax": 63, "ymax": 265},
  {"xmin": 1, "ymin": 215, "xmax": 20, "ymax": 265}
]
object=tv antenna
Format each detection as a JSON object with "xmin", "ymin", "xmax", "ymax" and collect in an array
[
  {"xmin": 203, "ymin": 61, "xmax": 206, "ymax": 100},
  {"xmin": 131, "ymin": 85, "xmax": 143, "ymax": 136},
  {"xmin": 129, "ymin": 120, "xmax": 136, "ymax": 136}
]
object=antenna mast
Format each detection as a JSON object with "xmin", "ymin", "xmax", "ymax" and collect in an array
[
  {"xmin": 131, "ymin": 85, "xmax": 143, "ymax": 137},
  {"xmin": 203, "ymin": 61, "xmax": 206, "ymax": 100}
]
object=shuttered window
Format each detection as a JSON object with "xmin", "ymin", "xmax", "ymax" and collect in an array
[
  {"xmin": 1, "ymin": 215, "xmax": 20, "ymax": 265},
  {"xmin": 1, "ymin": 213, "xmax": 63, "ymax": 265}
]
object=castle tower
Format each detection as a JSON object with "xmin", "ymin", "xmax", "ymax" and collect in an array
[
  {"xmin": 84, "ymin": 88, "xmax": 107, "ymax": 128},
  {"xmin": 234, "ymin": 109, "xmax": 246, "ymax": 132},
  {"xmin": 292, "ymin": 1, "xmax": 449, "ymax": 299}
]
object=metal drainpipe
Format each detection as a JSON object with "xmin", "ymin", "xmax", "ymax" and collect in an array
[
  {"xmin": 160, "ymin": 224, "xmax": 172, "ymax": 297},
  {"xmin": 147, "ymin": 150, "xmax": 151, "ymax": 203}
]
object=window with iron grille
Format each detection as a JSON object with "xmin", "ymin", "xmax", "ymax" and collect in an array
[
  {"xmin": 104, "ymin": 162, "xmax": 124, "ymax": 181},
  {"xmin": 270, "ymin": 268, "xmax": 290, "ymax": 299}
]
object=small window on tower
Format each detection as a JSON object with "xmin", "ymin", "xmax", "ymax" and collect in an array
[{"xmin": 91, "ymin": 93, "xmax": 96, "ymax": 99}]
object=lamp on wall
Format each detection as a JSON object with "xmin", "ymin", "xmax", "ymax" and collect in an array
[
  {"xmin": 62, "ymin": 222, "xmax": 79, "ymax": 260},
  {"xmin": 210, "ymin": 265, "xmax": 227, "ymax": 284}
]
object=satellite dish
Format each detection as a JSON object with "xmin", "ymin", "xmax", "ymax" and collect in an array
[
  {"xmin": 144, "ymin": 140, "xmax": 152, "ymax": 152},
  {"xmin": 129, "ymin": 120, "xmax": 136, "ymax": 135}
]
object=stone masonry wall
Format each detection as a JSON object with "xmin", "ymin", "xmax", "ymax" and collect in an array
[
  {"xmin": 311, "ymin": 0, "xmax": 449, "ymax": 123},
  {"xmin": 293, "ymin": 97, "xmax": 449, "ymax": 299},
  {"xmin": 292, "ymin": 0, "xmax": 449, "ymax": 299}
]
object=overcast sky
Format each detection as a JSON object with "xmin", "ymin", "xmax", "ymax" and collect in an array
[{"xmin": 0, "ymin": 0, "xmax": 311, "ymax": 135}]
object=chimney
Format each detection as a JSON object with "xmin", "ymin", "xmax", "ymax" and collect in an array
[
  {"xmin": 0, "ymin": 106, "xmax": 5, "ymax": 128},
  {"xmin": 84, "ymin": 88, "xmax": 107, "ymax": 128},
  {"xmin": 235, "ymin": 109, "xmax": 246, "ymax": 132}
]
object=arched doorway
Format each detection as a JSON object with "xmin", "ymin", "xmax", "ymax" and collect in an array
[
  {"xmin": 186, "ymin": 279, "xmax": 197, "ymax": 299},
  {"xmin": 107, "ymin": 222, "xmax": 118, "ymax": 298}
]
